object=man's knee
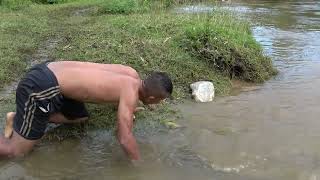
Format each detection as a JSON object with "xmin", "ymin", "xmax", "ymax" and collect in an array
[
  {"xmin": 6, "ymin": 146, "xmax": 19, "ymax": 157},
  {"xmin": 6, "ymin": 144, "xmax": 29, "ymax": 158},
  {"xmin": 0, "ymin": 142, "xmax": 19, "ymax": 158},
  {"xmin": 3, "ymin": 131, "xmax": 38, "ymax": 158}
]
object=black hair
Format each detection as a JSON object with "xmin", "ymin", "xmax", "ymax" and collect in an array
[{"xmin": 143, "ymin": 72, "xmax": 173, "ymax": 98}]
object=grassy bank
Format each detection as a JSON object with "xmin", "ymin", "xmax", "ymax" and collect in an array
[{"xmin": 0, "ymin": 0, "xmax": 277, "ymax": 138}]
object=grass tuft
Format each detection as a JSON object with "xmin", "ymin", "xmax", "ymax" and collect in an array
[{"xmin": 180, "ymin": 12, "xmax": 277, "ymax": 82}]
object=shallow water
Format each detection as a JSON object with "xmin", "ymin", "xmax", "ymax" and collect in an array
[
  {"xmin": 1, "ymin": 0, "xmax": 320, "ymax": 179},
  {"xmin": 178, "ymin": 0, "xmax": 320, "ymax": 179}
]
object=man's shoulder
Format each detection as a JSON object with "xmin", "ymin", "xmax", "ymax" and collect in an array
[
  {"xmin": 117, "ymin": 76, "xmax": 140, "ymax": 96},
  {"xmin": 122, "ymin": 76, "xmax": 140, "ymax": 90},
  {"xmin": 99, "ymin": 72, "xmax": 140, "ymax": 91}
]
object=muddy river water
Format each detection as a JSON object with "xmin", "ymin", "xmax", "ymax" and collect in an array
[{"xmin": 0, "ymin": 0, "xmax": 320, "ymax": 179}]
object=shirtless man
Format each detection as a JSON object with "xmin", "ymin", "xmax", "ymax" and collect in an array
[{"xmin": 0, "ymin": 61, "xmax": 173, "ymax": 160}]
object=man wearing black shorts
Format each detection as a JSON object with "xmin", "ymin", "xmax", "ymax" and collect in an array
[{"xmin": 0, "ymin": 61, "xmax": 173, "ymax": 160}]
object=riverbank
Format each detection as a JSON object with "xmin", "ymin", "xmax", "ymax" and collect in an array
[{"xmin": 0, "ymin": 0, "xmax": 277, "ymax": 138}]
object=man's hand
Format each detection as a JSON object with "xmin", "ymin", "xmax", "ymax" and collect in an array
[
  {"xmin": 117, "ymin": 130, "xmax": 141, "ymax": 160},
  {"xmin": 133, "ymin": 107, "xmax": 145, "ymax": 121}
]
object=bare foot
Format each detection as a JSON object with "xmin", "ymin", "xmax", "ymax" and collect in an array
[{"xmin": 4, "ymin": 112, "xmax": 15, "ymax": 138}]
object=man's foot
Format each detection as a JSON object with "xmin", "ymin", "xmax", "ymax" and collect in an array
[{"xmin": 4, "ymin": 112, "xmax": 15, "ymax": 139}]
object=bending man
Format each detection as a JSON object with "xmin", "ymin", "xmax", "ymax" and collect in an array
[{"xmin": 0, "ymin": 61, "xmax": 173, "ymax": 160}]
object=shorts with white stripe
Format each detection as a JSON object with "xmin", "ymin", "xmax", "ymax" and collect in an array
[{"xmin": 13, "ymin": 62, "xmax": 63, "ymax": 140}]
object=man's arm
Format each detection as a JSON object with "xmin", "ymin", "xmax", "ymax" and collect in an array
[{"xmin": 116, "ymin": 86, "xmax": 140, "ymax": 160}]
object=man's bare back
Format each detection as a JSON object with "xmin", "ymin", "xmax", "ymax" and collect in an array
[{"xmin": 48, "ymin": 61, "xmax": 141, "ymax": 103}]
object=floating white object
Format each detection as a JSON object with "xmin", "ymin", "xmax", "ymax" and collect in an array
[{"xmin": 190, "ymin": 81, "xmax": 215, "ymax": 102}]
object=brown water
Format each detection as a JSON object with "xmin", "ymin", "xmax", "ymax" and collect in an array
[
  {"xmin": 178, "ymin": 0, "xmax": 320, "ymax": 179},
  {"xmin": 1, "ymin": 1, "xmax": 320, "ymax": 180}
]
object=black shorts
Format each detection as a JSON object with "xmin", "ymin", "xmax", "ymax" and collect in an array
[{"xmin": 13, "ymin": 62, "xmax": 89, "ymax": 140}]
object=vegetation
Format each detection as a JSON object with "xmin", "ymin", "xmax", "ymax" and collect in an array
[
  {"xmin": 180, "ymin": 12, "xmax": 277, "ymax": 82},
  {"xmin": 0, "ymin": 0, "xmax": 277, "ymax": 138}
]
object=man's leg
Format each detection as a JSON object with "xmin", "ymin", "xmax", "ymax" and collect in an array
[
  {"xmin": 0, "ymin": 131, "xmax": 38, "ymax": 158},
  {"xmin": 49, "ymin": 112, "xmax": 88, "ymax": 124},
  {"xmin": 0, "ymin": 136, "xmax": 11, "ymax": 156},
  {"xmin": 4, "ymin": 112, "xmax": 88, "ymax": 139},
  {"xmin": 4, "ymin": 112, "xmax": 88, "ymax": 138},
  {"xmin": 57, "ymin": 97, "xmax": 89, "ymax": 124},
  {"xmin": 1, "ymin": 112, "xmax": 87, "ymax": 157}
]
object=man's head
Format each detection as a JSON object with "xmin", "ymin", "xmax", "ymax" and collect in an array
[{"xmin": 140, "ymin": 72, "xmax": 173, "ymax": 105}]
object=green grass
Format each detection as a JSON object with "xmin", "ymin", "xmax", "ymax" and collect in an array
[
  {"xmin": 180, "ymin": 11, "xmax": 278, "ymax": 82},
  {"xmin": 51, "ymin": 12, "xmax": 232, "ymax": 96},
  {"xmin": 0, "ymin": 0, "xmax": 77, "ymax": 9},
  {"xmin": 0, "ymin": 5, "xmax": 52, "ymax": 85},
  {"xmin": 0, "ymin": 0, "xmax": 277, "ymax": 139},
  {"xmin": 96, "ymin": 0, "xmax": 139, "ymax": 14}
]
